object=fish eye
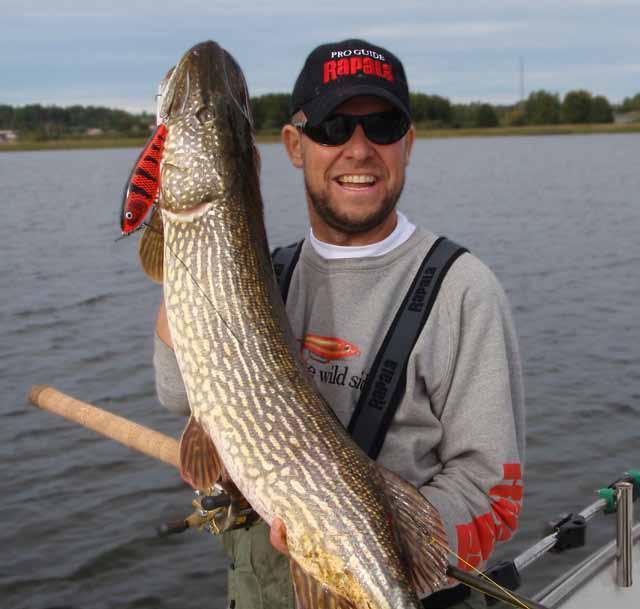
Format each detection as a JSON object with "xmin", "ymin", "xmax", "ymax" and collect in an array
[
  {"xmin": 196, "ymin": 107, "xmax": 216, "ymax": 125},
  {"xmin": 125, "ymin": 211, "xmax": 134, "ymax": 220}
]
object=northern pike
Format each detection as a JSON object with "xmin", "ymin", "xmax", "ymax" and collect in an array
[{"xmin": 146, "ymin": 40, "xmax": 448, "ymax": 609}]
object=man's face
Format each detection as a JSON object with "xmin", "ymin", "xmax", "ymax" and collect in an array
[{"xmin": 285, "ymin": 96, "xmax": 414, "ymax": 243}]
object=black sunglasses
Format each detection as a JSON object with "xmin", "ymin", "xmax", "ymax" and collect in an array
[{"xmin": 293, "ymin": 110, "xmax": 410, "ymax": 146}]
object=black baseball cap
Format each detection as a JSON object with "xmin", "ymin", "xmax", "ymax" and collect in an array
[{"xmin": 290, "ymin": 39, "xmax": 411, "ymax": 126}]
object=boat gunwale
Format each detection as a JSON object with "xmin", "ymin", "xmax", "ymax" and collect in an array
[{"xmin": 534, "ymin": 522, "xmax": 640, "ymax": 607}]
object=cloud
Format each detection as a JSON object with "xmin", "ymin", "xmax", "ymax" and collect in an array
[
  {"xmin": 10, "ymin": 0, "xmax": 640, "ymax": 17},
  {"xmin": 353, "ymin": 20, "xmax": 526, "ymax": 40},
  {"xmin": 2, "ymin": 2, "xmax": 639, "ymax": 108},
  {"xmin": 527, "ymin": 62, "xmax": 640, "ymax": 91},
  {"xmin": 12, "ymin": 0, "xmax": 392, "ymax": 18}
]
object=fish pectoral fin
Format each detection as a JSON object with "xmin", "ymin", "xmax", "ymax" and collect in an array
[
  {"xmin": 377, "ymin": 465, "xmax": 450, "ymax": 597},
  {"xmin": 290, "ymin": 560, "xmax": 357, "ymax": 609},
  {"xmin": 179, "ymin": 416, "xmax": 223, "ymax": 491},
  {"xmin": 138, "ymin": 206, "xmax": 164, "ymax": 284}
]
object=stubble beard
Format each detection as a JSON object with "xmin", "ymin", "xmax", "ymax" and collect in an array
[{"xmin": 304, "ymin": 177, "xmax": 405, "ymax": 235}]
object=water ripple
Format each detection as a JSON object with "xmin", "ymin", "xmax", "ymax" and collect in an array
[{"xmin": 3, "ymin": 138, "xmax": 640, "ymax": 608}]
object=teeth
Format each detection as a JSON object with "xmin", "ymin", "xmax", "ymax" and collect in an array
[{"xmin": 338, "ymin": 175, "xmax": 376, "ymax": 184}]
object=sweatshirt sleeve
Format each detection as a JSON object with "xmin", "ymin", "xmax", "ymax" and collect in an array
[
  {"xmin": 419, "ymin": 258, "xmax": 525, "ymax": 573},
  {"xmin": 153, "ymin": 333, "xmax": 191, "ymax": 416}
]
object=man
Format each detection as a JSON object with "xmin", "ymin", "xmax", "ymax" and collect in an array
[{"xmin": 154, "ymin": 39, "xmax": 525, "ymax": 609}]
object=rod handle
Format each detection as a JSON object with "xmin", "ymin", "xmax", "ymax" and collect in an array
[{"xmin": 28, "ymin": 385, "xmax": 180, "ymax": 469}]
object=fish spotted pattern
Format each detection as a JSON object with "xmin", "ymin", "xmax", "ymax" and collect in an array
[{"xmin": 154, "ymin": 40, "xmax": 448, "ymax": 609}]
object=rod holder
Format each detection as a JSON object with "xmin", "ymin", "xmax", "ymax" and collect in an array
[{"xmin": 615, "ymin": 481, "xmax": 633, "ymax": 587}]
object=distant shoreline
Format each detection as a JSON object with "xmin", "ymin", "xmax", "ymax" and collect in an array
[{"xmin": 1, "ymin": 123, "xmax": 639, "ymax": 152}]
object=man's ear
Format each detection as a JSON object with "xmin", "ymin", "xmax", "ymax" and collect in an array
[
  {"xmin": 404, "ymin": 124, "xmax": 416, "ymax": 166},
  {"xmin": 282, "ymin": 124, "xmax": 303, "ymax": 168}
]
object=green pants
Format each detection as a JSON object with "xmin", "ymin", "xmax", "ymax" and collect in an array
[
  {"xmin": 221, "ymin": 521, "xmax": 294, "ymax": 609},
  {"xmin": 221, "ymin": 522, "xmax": 486, "ymax": 609}
]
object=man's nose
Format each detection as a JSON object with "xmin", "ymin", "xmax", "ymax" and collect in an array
[{"xmin": 343, "ymin": 124, "xmax": 374, "ymax": 160}]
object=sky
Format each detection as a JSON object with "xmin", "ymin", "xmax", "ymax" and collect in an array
[{"xmin": 2, "ymin": 0, "xmax": 640, "ymax": 113}]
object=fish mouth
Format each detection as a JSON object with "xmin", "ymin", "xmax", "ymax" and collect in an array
[
  {"xmin": 159, "ymin": 40, "xmax": 252, "ymax": 126},
  {"xmin": 161, "ymin": 201, "xmax": 213, "ymax": 223},
  {"xmin": 159, "ymin": 42, "xmax": 218, "ymax": 120}
]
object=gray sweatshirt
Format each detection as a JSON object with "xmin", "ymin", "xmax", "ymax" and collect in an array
[{"xmin": 154, "ymin": 226, "xmax": 525, "ymax": 571}]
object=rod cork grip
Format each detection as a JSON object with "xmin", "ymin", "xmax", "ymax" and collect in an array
[{"xmin": 28, "ymin": 384, "xmax": 180, "ymax": 470}]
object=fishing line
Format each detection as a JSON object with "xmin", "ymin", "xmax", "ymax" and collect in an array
[
  {"xmin": 114, "ymin": 223, "xmax": 147, "ymax": 242},
  {"xmin": 162, "ymin": 236, "xmax": 246, "ymax": 349},
  {"xmin": 429, "ymin": 535, "xmax": 531, "ymax": 609},
  {"xmin": 140, "ymin": 218, "xmax": 160, "ymax": 234}
]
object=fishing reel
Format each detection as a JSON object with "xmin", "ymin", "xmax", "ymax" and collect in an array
[{"xmin": 158, "ymin": 483, "xmax": 260, "ymax": 537}]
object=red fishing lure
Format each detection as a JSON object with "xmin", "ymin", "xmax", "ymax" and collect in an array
[{"xmin": 120, "ymin": 123, "xmax": 167, "ymax": 235}]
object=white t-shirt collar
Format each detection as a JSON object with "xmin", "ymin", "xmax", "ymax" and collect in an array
[{"xmin": 309, "ymin": 211, "xmax": 416, "ymax": 260}]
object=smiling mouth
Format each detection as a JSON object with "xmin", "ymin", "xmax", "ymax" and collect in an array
[{"xmin": 335, "ymin": 174, "xmax": 377, "ymax": 188}]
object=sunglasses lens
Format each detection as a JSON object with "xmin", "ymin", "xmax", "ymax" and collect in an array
[
  {"xmin": 363, "ymin": 111, "xmax": 410, "ymax": 145},
  {"xmin": 301, "ymin": 111, "xmax": 409, "ymax": 146},
  {"xmin": 304, "ymin": 115, "xmax": 353, "ymax": 145}
]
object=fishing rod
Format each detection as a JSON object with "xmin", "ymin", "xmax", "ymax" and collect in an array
[
  {"xmin": 30, "ymin": 386, "xmax": 598, "ymax": 609},
  {"xmin": 29, "ymin": 385, "xmax": 550, "ymax": 609},
  {"xmin": 162, "ymin": 487, "xmax": 553, "ymax": 609},
  {"xmin": 161, "ymin": 484, "xmax": 553, "ymax": 609}
]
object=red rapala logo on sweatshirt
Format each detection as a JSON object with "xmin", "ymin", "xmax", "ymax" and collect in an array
[
  {"xmin": 300, "ymin": 334, "xmax": 361, "ymax": 363},
  {"xmin": 455, "ymin": 463, "xmax": 523, "ymax": 570},
  {"xmin": 323, "ymin": 57, "xmax": 394, "ymax": 84}
]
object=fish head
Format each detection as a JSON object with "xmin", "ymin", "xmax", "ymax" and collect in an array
[{"xmin": 158, "ymin": 40, "xmax": 256, "ymax": 218}]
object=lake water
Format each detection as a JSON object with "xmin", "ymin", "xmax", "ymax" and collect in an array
[{"xmin": 1, "ymin": 134, "xmax": 639, "ymax": 608}]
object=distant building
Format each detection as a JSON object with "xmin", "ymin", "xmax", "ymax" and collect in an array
[
  {"xmin": 614, "ymin": 111, "xmax": 640, "ymax": 125},
  {"xmin": 86, "ymin": 128, "xmax": 104, "ymax": 136},
  {"xmin": 0, "ymin": 130, "xmax": 17, "ymax": 142}
]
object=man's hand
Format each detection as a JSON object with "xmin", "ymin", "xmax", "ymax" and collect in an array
[{"xmin": 270, "ymin": 517, "xmax": 290, "ymax": 556}]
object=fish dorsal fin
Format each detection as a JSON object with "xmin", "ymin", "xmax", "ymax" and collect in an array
[
  {"xmin": 179, "ymin": 416, "xmax": 223, "ymax": 491},
  {"xmin": 138, "ymin": 206, "xmax": 164, "ymax": 284},
  {"xmin": 290, "ymin": 560, "xmax": 357, "ymax": 609},
  {"xmin": 377, "ymin": 465, "xmax": 450, "ymax": 597}
]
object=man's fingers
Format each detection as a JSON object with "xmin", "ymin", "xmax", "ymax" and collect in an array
[{"xmin": 270, "ymin": 517, "xmax": 290, "ymax": 556}]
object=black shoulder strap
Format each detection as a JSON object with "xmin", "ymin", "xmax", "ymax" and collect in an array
[
  {"xmin": 347, "ymin": 237, "xmax": 468, "ymax": 460},
  {"xmin": 272, "ymin": 239, "xmax": 304, "ymax": 303}
]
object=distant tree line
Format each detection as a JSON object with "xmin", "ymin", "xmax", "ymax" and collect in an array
[
  {"xmin": 0, "ymin": 104, "xmax": 154, "ymax": 139},
  {"xmin": 504, "ymin": 90, "xmax": 615, "ymax": 126},
  {"xmin": 620, "ymin": 93, "xmax": 640, "ymax": 113},
  {"xmin": 251, "ymin": 94, "xmax": 292, "ymax": 131},
  {"xmin": 1, "ymin": 88, "xmax": 637, "ymax": 139},
  {"xmin": 251, "ymin": 89, "xmax": 628, "ymax": 129}
]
